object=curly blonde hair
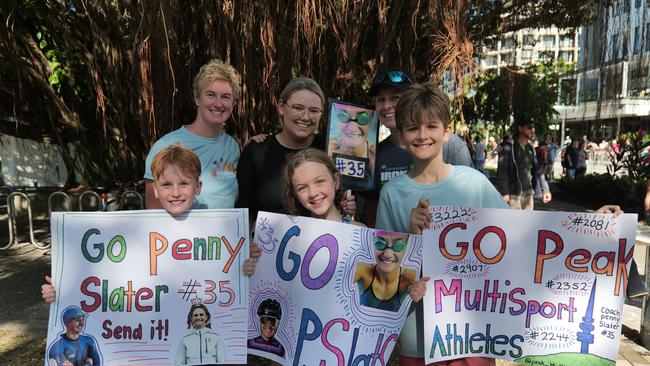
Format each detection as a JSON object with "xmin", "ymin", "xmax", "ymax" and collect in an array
[{"xmin": 192, "ymin": 59, "xmax": 242, "ymax": 101}]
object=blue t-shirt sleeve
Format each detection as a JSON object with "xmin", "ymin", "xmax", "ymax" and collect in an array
[
  {"xmin": 481, "ymin": 175, "xmax": 510, "ymax": 209},
  {"xmin": 376, "ymin": 185, "xmax": 397, "ymax": 231},
  {"xmin": 47, "ymin": 342, "xmax": 57, "ymax": 360}
]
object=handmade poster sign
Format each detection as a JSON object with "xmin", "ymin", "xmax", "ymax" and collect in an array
[
  {"xmin": 326, "ymin": 99, "xmax": 378, "ymax": 191},
  {"xmin": 422, "ymin": 207, "xmax": 636, "ymax": 366},
  {"xmin": 45, "ymin": 209, "xmax": 249, "ymax": 366},
  {"xmin": 248, "ymin": 211, "xmax": 422, "ymax": 365}
]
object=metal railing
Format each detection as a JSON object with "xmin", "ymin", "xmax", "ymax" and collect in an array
[
  {"xmin": 1, "ymin": 188, "xmax": 144, "ymax": 251},
  {"xmin": 79, "ymin": 191, "xmax": 101, "ymax": 211},
  {"xmin": 0, "ymin": 192, "xmax": 48, "ymax": 250}
]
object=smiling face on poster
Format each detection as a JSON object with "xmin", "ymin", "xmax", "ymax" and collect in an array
[
  {"xmin": 326, "ymin": 99, "xmax": 378, "ymax": 190},
  {"xmin": 45, "ymin": 209, "xmax": 249, "ymax": 366},
  {"xmin": 248, "ymin": 212, "xmax": 422, "ymax": 365},
  {"xmin": 353, "ymin": 230, "xmax": 417, "ymax": 312}
]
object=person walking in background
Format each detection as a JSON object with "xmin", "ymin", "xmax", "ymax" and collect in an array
[
  {"xmin": 564, "ymin": 138, "xmax": 579, "ymax": 178},
  {"xmin": 496, "ymin": 117, "xmax": 551, "ymax": 210},
  {"xmin": 576, "ymin": 140, "xmax": 588, "ymax": 177},
  {"xmin": 473, "ymin": 135, "xmax": 486, "ymax": 174},
  {"xmin": 545, "ymin": 134, "xmax": 558, "ymax": 181},
  {"xmin": 534, "ymin": 138, "xmax": 548, "ymax": 199}
]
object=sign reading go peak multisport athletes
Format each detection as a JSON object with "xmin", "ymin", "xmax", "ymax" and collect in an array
[
  {"xmin": 422, "ymin": 207, "xmax": 636, "ymax": 366},
  {"xmin": 45, "ymin": 210, "xmax": 249, "ymax": 366}
]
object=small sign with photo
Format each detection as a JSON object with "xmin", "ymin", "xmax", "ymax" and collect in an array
[{"xmin": 325, "ymin": 99, "xmax": 378, "ymax": 191}]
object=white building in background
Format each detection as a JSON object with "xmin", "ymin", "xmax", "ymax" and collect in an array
[
  {"xmin": 555, "ymin": 0, "xmax": 650, "ymax": 142},
  {"xmin": 479, "ymin": 27, "xmax": 580, "ymax": 71},
  {"xmin": 459, "ymin": 27, "xmax": 579, "ymax": 138}
]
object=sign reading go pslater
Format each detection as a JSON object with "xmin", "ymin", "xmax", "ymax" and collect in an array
[
  {"xmin": 45, "ymin": 210, "xmax": 249, "ymax": 366},
  {"xmin": 422, "ymin": 207, "xmax": 636, "ymax": 366},
  {"xmin": 248, "ymin": 211, "xmax": 422, "ymax": 365}
]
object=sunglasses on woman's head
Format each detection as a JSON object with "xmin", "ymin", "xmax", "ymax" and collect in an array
[
  {"xmin": 336, "ymin": 110, "xmax": 372, "ymax": 125},
  {"xmin": 372, "ymin": 70, "xmax": 414, "ymax": 86},
  {"xmin": 374, "ymin": 237, "xmax": 407, "ymax": 252}
]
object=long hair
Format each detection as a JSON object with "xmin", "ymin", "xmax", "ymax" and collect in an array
[
  {"xmin": 186, "ymin": 303, "xmax": 211, "ymax": 329},
  {"xmin": 282, "ymin": 148, "xmax": 343, "ymax": 217}
]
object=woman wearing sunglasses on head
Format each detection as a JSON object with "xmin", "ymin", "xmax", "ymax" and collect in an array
[
  {"xmin": 353, "ymin": 230, "xmax": 417, "ymax": 312},
  {"xmin": 328, "ymin": 103, "xmax": 376, "ymax": 163},
  {"xmin": 361, "ymin": 68, "xmax": 472, "ymax": 227}
]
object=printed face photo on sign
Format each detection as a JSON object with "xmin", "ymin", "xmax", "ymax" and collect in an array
[
  {"xmin": 247, "ymin": 297, "xmax": 287, "ymax": 359},
  {"xmin": 328, "ymin": 103, "xmax": 373, "ymax": 159},
  {"xmin": 176, "ymin": 302, "xmax": 227, "ymax": 365},
  {"xmin": 47, "ymin": 306, "xmax": 103, "ymax": 366},
  {"xmin": 352, "ymin": 230, "xmax": 417, "ymax": 312},
  {"xmin": 325, "ymin": 99, "xmax": 378, "ymax": 191}
]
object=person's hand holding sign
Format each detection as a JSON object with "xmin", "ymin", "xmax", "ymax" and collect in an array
[
  {"xmin": 409, "ymin": 198, "xmax": 431, "ymax": 235},
  {"xmin": 408, "ymin": 277, "xmax": 430, "ymax": 303},
  {"xmin": 339, "ymin": 189, "xmax": 357, "ymax": 217}
]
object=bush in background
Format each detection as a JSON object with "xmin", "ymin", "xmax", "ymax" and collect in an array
[{"xmin": 555, "ymin": 174, "xmax": 646, "ymax": 216}]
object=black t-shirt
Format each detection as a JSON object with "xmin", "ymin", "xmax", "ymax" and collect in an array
[
  {"xmin": 235, "ymin": 134, "xmax": 326, "ymax": 220},
  {"xmin": 376, "ymin": 138, "xmax": 413, "ymax": 187},
  {"xmin": 361, "ymin": 138, "xmax": 413, "ymax": 201}
]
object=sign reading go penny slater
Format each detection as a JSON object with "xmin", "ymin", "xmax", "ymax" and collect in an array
[{"xmin": 45, "ymin": 210, "xmax": 249, "ymax": 366}]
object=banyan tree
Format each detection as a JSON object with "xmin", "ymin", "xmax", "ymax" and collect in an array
[{"xmin": 0, "ymin": 0, "xmax": 593, "ymax": 185}]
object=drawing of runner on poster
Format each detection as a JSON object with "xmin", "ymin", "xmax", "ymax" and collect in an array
[
  {"xmin": 45, "ymin": 209, "xmax": 249, "ymax": 366},
  {"xmin": 421, "ymin": 207, "xmax": 636, "ymax": 366},
  {"xmin": 326, "ymin": 99, "xmax": 378, "ymax": 191},
  {"xmin": 248, "ymin": 212, "xmax": 422, "ymax": 365}
]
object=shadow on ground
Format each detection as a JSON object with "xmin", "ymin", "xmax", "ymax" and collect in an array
[{"xmin": 0, "ymin": 228, "xmax": 52, "ymax": 364}]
